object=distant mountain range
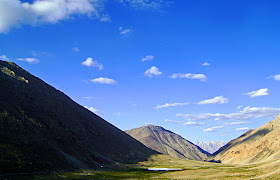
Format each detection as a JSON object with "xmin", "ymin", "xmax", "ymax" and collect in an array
[
  {"xmin": 126, "ymin": 125, "xmax": 209, "ymax": 160},
  {"xmin": 0, "ymin": 60, "xmax": 158, "ymax": 174},
  {"xmin": 196, "ymin": 141, "xmax": 226, "ymax": 154},
  {"xmin": 210, "ymin": 115, "xmax": 280, "ymax": 164}
]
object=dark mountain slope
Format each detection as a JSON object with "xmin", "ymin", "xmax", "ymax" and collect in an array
[
  {"xmin": 0, "ymin": 60, "xmax": 157, "ymax": 174},
  {"xmin": 126, "ymin": 125, "xmax": 208, "ymax": 160},
  {"xmin": 210, "ymin": 115, "xmax": 280, "ymax": 164}
]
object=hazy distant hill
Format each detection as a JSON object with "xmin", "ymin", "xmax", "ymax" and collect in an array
[
  {"xmin": 0, "ymin": 60, "xmax": 158, "ymax": 174},
  {"xmin": 210, "ymin": 115, "xmax": 280, "ymax": 164},
  {"xmin": 126, "ymin": 125, "xmax": 208, "ymax": 160},
  {"xmin": 196, "ymin": 141, "xmax": 226, "ymax": 154}
]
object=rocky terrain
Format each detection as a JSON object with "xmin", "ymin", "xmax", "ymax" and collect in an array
[
  {"xmin": 196, "ymin": 141, "xmax": 226, "ymax": 154},
  {"xmin": 126, "ymin": 125, "xmax": 208, "ymax": 160},
  {"xmin": 210, "ymin": 115, "xmax": 280, "ymax": 164},
  {"xmin": 0, "ymin": 60, "xmax": 158, "ymax": 174}
]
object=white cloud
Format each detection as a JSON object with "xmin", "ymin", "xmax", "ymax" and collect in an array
[
  {"xmin": 197, "ymin": 96, "xmax": 229, "ymax": 105},
  {"xmin": 246, "ymin": 88, "xmax": 269, "ymax": 98},
  {"xmin": 73, "ymin": 47, "xmax": 80, "ymax": 52},
  {"xmin": 164, "ymin": 119, "xmax": 182, "ymax": 123},
  {"xmin": 155, "ymin": 102, "xmax": 189, "ymax": 109},
  {"xmin": 17, "ymin": 57, "xmax": 39, "ymax": 63},
  {"xmin": 100, "ymin": 14, "xmax": 111, "ymax": 22},
  {"xmin": 169, "ymin": 73, "xmax": 207, "ymax": 82},
  {"xmin": 183, "ymin": 122, "xmax": 205, "ymax": 126},
  {"xmin": 84, "ymin": 106, "xmax": 100, "ymax": 115},
  {"xmin": 201, "ymin": 62, "xmax": 210, "ymax": 66},
  {"xmin": 144, "ymin": 66, "xmax": 162, "ymax": 77},
  {"xmin": 269, "ymin": 75, "xmax": 280, "ymax": 81},
  {"xmin": 236, "ymin": 127, "xmax": 250, "ymax": 131},
  {"xmin": 0, "ymin": 0, "xmax": 104, "ymax": 33},
  {"xmin": 82, "ymin": 57, "xmax": 104, "ymax": 70},
  {"xmin": 165, "ymin": 119, "xmax": 204, "ymax": 126},
  {"xmin": 119, "ymin": 27, "xmax": 131, "ymax": 35},
  {"xmin": 237, "ymin": 105, "xmax": 243, "ymax": 110},
  {"xmin": 203, "ymin": 126, "xmax": 224, "ymax": 132},
  {"xmin": 91, "ymin": 77, "xmax": 117, "ymax": 84},
  {"xmin": 177, "ymin": 106, "xmax": 280, "ymax": 121},
  {"xmin": 141, "ymin": 55, "xmax": 154, "ymax": 62},
  {"xmin": 0, "ymin": 55, "xmax": 10, "ymax": 61},
  {"xmin": 224, "ymin": 121, "xmax": 249, "ymax": 126},
  {"xmin": 119, "ymin": 0, "xmax": 169, "ymax": 10}
]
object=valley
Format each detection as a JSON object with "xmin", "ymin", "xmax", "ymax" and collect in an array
[{"xmin": 3, "ymin": 155, "xmax": 280, "ymax": 179}]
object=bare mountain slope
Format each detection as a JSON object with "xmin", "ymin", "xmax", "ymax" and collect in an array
[
  {"xmin": 126, "ymin": 125, "xmax": 208, "ymax": 160},
  {"xmin": 210, "ymin": 115, "xmax": 280, "ymax": 164},
  {"xmin": 0, "ymin": 60, "xmax": 158, "ymax": 174}
]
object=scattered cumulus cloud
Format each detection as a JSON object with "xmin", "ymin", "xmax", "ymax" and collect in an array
[
  {"xmin": 155, "ymin": 102, "xmax": 189, "ymax": 109},
  {"xmin": 119, "ymin": 27, "xmax": 132, "ymax": 35},
  {"xmin": 203, "ymin": 126, "xmax": 224, "ymax": 132},
  {"xmin": 17, "ymin": 57, "xmax": 39, "ymax": 63},
  {"xmin": 141, "ymin": 55, "xmax": 154, "ymax": 62},
  {"xmin": 201, "ymin": 62, "xmax": 210, "ymax": 66},
  {"xmin": 91, "ymin": 77, "xmax": 117, "ymax": 84},
  {"xmin": 73, "ymin": 47, "xmax": 80, "ymax": 52},
  {"xmin": 237, "ymin": 105, "xmax": 243, "ymax": 110},
  {"xmin": 118, "ymin": 0, "xmax": 170, "ymax": 10},
  {"xmin": 0, "ymin": 55, "xmax": 9, "ymax": 61},
  {"xmin": 169, "ymin": 73, "xmax": 207, "ymax": 82},
  {"xmin": 100, "ymin": 14, "xmax": 111, "ymax": 22},
  {"xmin": 84, "ymin": 106, "xmax": 100, "ymax": 115},
  {"xmin": 268, "ymin": 75, "xmax": 280, "ymax": 81},
  {"xmin": 197, "ymin": 96, "xmax": 229, "ymax": 105},
  {"xmin": 164, "ymin": 119, "xmax": 182, "ymax": 123},
  {"xmin": 165, "ymin": 119, "xmax": 205, "ymax": 126},
  {"xmin": 82, "ymin": 57, "xmax": 104, "ymax": 70},
  {"xmin": 144, "ymin": 66, "xmax": 162, "ymax": 77},
  {"xmin": 183, "ymin": 122, "xmax": 205, "ymax": 126},
  {"xmin": 246, "ymin": 88, "xmax": 269, "ymax": 98},
  {"xmin": 223, "ymin": 121, "xmax": 249, "ymax": 126},
  {"xmin": 0, "ymin": 0, "xmax": 104, "ymax": 33},
  {"xmin": 177, "ymin": 106, "xmax": 280, "ymax": 121},
  {"xmin": 236, "ymin": 127, "xmax": 250, "ymax": 131}
]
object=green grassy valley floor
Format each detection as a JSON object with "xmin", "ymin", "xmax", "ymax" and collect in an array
[{"xmin": 2, "ymin": 155, "xmax": 280, "ymax": 179}]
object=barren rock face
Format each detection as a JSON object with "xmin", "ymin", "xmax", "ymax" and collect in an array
[
  {"xmin": 196, "ymin": 141, "xmax": 227, "ymax": 154},
  {"xmin": 211, "ymin": 115, "xmax": 280, "ymax": 164},
  {"xmin": 126, "ymin": 125, "xmax": 209, "ymax": 161}
]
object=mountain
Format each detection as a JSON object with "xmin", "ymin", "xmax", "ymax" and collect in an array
[
  {"xmin": 210, "ymin": 115, "xmax": 280, "ymax": 164},
  {"xmin": 125, "ymin": 125, "xmax": 208, "ymax": 161},
  {"xmin": 196, "ymin": 141, "xmax": 226, "ymax": 154},
  {"xmin": 0, "ymin": 60, "xmax": 158, "ymax": 174}
]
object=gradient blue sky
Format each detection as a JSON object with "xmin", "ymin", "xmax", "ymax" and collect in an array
[{"xmin": 1, "ymin": 0, "xmax": 280, "ymax": 143}]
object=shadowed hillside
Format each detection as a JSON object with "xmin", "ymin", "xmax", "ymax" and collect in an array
[
  {"xmin": 126, "ymin": 125, "xmax": 208, "ymax": 160},
  {"xmin": 210, "ymin": 115, "xmax": 280, "ymax": 164},
  {"xmin": 0, "ymin": 60, "xmax": 158, "ymax": 174}
]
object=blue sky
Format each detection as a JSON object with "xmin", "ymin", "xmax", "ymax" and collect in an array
[{"xmin": 1, "ymin": 0, "xmax": 280, "ymax": 143}]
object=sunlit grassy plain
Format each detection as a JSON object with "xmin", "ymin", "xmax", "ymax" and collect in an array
[{"xmin": 4, "ymin": 154, "xmax": 280, "ymax": 179}]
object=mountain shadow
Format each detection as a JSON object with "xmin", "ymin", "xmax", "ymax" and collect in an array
[{"xmin": 0, "ymin": 60, "xmax": 158, "ymax": 174}]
